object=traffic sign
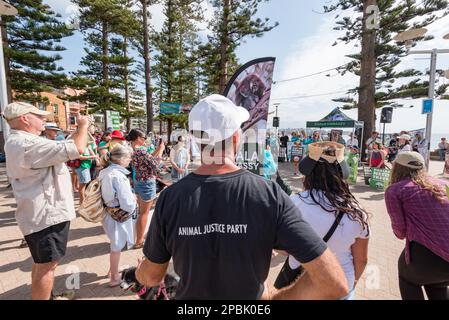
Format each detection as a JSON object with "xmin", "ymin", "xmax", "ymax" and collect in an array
[{"xmin": 422, "ymin": 99, "xmax": 433, "ymax": 114}]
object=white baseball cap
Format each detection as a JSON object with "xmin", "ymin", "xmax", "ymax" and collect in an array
[
  {"xmin": 189, "ymin": 94, "xmax": 249, "ymax": 145},
  {"xmin": 2, "ymin": 101, "xmax": 50, "ymax": 121}
]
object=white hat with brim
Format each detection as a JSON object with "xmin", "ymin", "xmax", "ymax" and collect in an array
[
  {"xmin": 398, "ymin": 134, "xmax": 411, "ymax": 140},
  {"xmin": 189, "ymin": 94, "xmax": 250, "ymax": 145},
  {"xmin": 45, "ymin": 122, "xmax": 62, "ymax": 132},
  {"xmin": 2, "ymin": 102, "xmax": 50, "ymax": 121}
]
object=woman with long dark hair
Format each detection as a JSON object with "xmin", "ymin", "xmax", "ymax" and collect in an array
[
  {"xmin": 126, "ymin": 128, "xmax": 165, "ymax": 249},
  {"xmin": 287, "ymin": 142, "xmax": 370, "ymax": 299},
  {"xmin": 385, "ymin": 152, "xmax": 449, "ymax": 300}
]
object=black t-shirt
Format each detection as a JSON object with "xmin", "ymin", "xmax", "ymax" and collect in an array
[
  {"xmin": 143, "ymin": 169, "xmax": 327, "ymax": 300},
  {"xmin": 280, "ymin": 135, "xmax": 289, "ymax": 147}
]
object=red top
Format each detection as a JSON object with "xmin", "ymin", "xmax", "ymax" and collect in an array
[{"xmin": 369, "ymin": 151, "xmax": 384, "ymax": 167}]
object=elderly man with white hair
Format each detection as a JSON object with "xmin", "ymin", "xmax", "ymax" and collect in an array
[{"xmin": 3, "ymin": 101, "xmax": 91, "ymax": 300}]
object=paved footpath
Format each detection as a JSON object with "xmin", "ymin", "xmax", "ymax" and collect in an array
[{"xmin": 0, "ymin": 161, "xmax": 447, "ymax": 300}]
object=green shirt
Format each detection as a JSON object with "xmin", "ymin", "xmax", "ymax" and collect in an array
[
  {"xmin": 79, "ymin": 142, "xmax": 96, "ymax": 169},
  {"xmin": 98, "ymin": 141, "xmax": 108, "ymax": 148}
]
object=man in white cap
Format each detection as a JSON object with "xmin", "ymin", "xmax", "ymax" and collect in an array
[
  {"xmin": 3, "ymin": 102, "xmax": 91, "ymax": 300},
  {"xmin": 132, "ymin": 94, "xmax": 348, "ymax": 300}
]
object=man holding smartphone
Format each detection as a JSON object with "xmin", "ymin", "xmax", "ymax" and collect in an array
[{"xmin": 3, "ymin": 102, "xmax": 91, "ymax": 300}]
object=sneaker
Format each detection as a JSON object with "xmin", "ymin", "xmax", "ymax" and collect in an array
[{"xmin": 51, "ymin": 290, "xmax": 76, "ymax": 300}]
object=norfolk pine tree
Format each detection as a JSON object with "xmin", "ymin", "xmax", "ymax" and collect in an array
[
  {"xmin": 325, "ymin": 0, "xmax": 449, "ymax": 158},
  {"xmin": 2, "ymin": 0, "xmax": 73, "ymax": 103}
]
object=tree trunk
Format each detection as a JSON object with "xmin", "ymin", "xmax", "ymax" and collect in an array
[
  {"xmin": 142, "ymin": 0, "xmax": 153, "ymax": 134},
  {"xmin": 123, "ymin": 36, "xmax": 131, "ymax": 131},
  {"xmin": 166, "ymin": 0, "xmax": 174, "ymax": 102},
  {"xmin": 218, "ymin": 0, "xmax": 230, "ymax": 93},
  {"xmin": 358, "ymin": 0, "xmax": 377, "ymax": 161},
  {"xmin": 102, "ymin": 21, "xmax": 110, "ymax": 131},
  {"xmin": 1, "ymin": 21, "xmax": 12, "ymax": 104},
  {"xmin": 167, "ymin": 117, "xmax": 173, "ymax": 145},
  {"xmin": 159, "ymin": 78, "xmax": 163, "ymax": 136}
]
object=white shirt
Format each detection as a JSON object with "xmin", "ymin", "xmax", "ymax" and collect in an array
[
  {"xmin": 289, "ymin": 191, "xmax": 370, "ymax": 289},
  {"xmin": 98, "ymin": 164, "xmax": 136, "ymax": 251},
  {"xmin": 412, "ymin": 138, "xmax": 427, "ymax": 156},
  {"xmin": 398, "ymin": 144, "xmax": 412, "ymax": 153},
  {"xmin": 347, "ymin": 138, "xmax": 359, "ymax": 148},
  {"xmin": 5, "ymin": 130, "xmax": 80, "ymax": 235},
  {"xmin": 366, "ymin": 137, "xmax": 381, "ymax": 150},
  {"xmin": 98, "ymin": 164, "xmax": 136, "ymax": 213}
]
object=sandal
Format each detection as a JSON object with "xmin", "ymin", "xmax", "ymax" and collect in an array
[{"xmin": 132, "ymin": 243, "xmax": 144, "ymax": 250}]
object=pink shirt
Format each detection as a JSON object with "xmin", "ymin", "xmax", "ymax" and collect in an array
[{"xmin": 385, "ymin": 177, "xmax": 449, "ymax": 264}]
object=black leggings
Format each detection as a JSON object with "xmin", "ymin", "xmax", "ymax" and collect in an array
[{"xmin": 398, "ymin": 241, "xmax": 449, "ymax": 300}]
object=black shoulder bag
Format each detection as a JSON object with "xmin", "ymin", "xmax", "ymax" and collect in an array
[{"xmin": 273, "ymin": 211, "xmax": 344, "ymax": 290}]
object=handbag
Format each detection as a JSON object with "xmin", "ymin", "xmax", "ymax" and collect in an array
[
  {"xmin": 273, "ymin": 211, "xmax": 344, "ymax": 289},
  {"xmin": 105, "ymin": 207, "xmax": 134, "ymax": 223}
]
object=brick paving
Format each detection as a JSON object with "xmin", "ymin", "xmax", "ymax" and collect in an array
[{"xmin": 0, "ymin": 160, "xmax": 447, "ymax": 300}]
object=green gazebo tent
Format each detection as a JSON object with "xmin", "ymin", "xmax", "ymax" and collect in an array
[
  {"xmin": 306, "ymin": 107, "xmax": 364, "ymax": 129},
  {"xmin": 306, "ymin": 107, "xmax": 364, "ymax": 155}
]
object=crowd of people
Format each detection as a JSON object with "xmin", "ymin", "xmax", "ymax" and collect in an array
[
  {"xmin": 279, "ymin": 129, "xmax": 448, "ymax": 172},
  {"xmin": 2, "ymin": 96, "xmax": 448, "ymax": 301}
]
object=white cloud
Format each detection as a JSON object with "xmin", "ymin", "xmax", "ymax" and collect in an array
[
  {"xmin": 43, "ymin": 0, "xmax": 73, "ymax": 16},
  {"xmin": 270, "ymin": 13, "xmax": 449, "ymax": 135},
  {"xmin": 150, "ymin": 1, "xmax": 215, "ymax": 36},
  {"xmin": 149, "ymin": 2, "xmax": 165, "ymax": 32},
  {"xmin": 197, "ymin": 0, "xmax": 215, "ymax": 37}
]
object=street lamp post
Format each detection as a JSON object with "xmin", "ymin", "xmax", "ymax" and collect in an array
[
  {"xmin": 394, "ymin": 29, "xmax": 449, "ymax": 169},
  {"xmin": 0, "ymin": 1, "xmax": 17, "ymax": 147}
]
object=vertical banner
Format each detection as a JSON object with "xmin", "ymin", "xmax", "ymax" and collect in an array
[{"xmin": 223, "ymin": 57, "xmax": 276, "ymax": 176}]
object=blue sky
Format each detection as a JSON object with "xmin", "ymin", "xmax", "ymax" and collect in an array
[{"xmin": 44, "ymin": 0, "xmax": 449, "ymax": 134}]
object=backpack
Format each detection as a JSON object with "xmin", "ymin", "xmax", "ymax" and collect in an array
[{"xmin": 78, "ymin": 178, "xmax": 105, "ymax": 223}]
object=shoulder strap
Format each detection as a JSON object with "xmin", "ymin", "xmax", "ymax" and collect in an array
[{"xmin": 322, "ymin": 212, "xmax": 344, "ymax": 243}]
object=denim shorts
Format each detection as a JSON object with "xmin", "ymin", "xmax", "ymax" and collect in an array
[
  {"xmin": 133, "ymin": 178, "xmax": 157, "ymax": 202},
  {"xmin": 75, "ymin": 167, "xmax": 91, "ymax": 184}
]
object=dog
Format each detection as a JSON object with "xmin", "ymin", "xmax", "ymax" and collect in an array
[{"xmin": 121, "ymin": 267, "xmax": 179, "ymax": 300}]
